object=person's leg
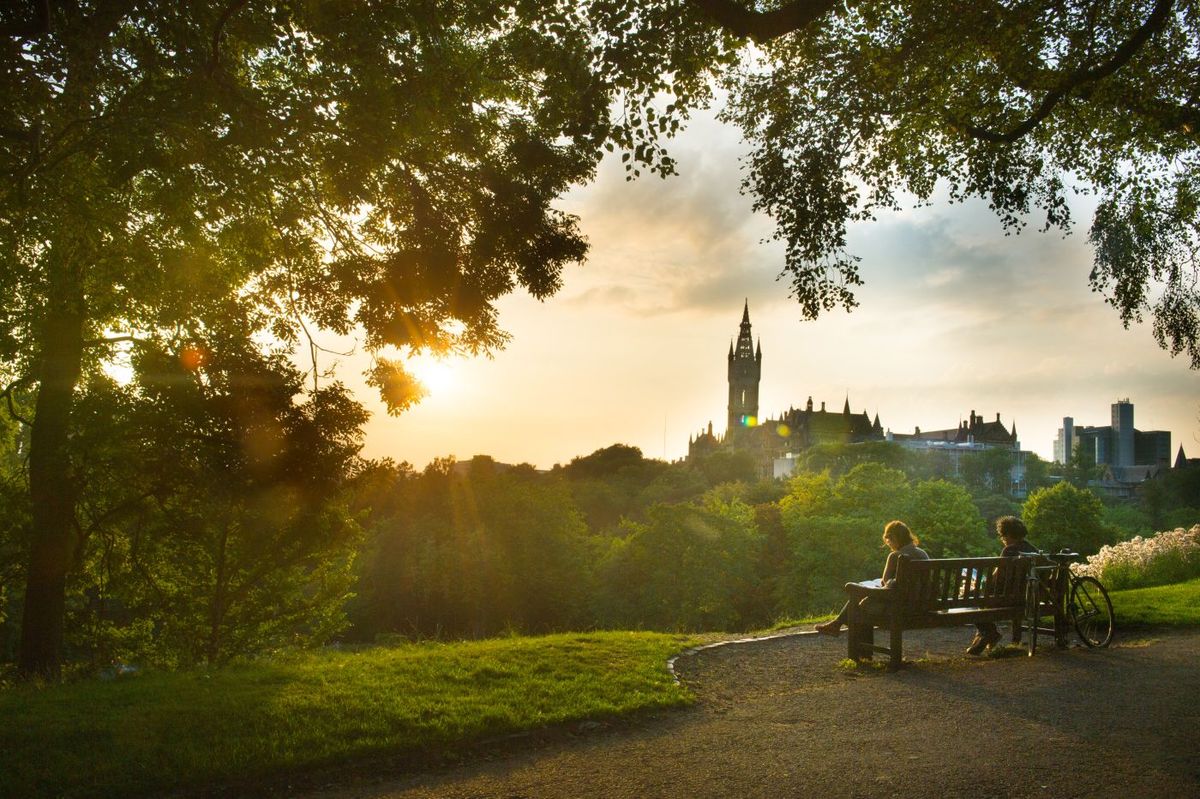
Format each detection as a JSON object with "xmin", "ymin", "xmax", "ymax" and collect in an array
[
  {"xmin": 815, "ymin": 601, "xmax": 851, "ymax": 635},
  {"xmin": 966, "ymin": 621, "xmax": 1001, "ymax": 654}
]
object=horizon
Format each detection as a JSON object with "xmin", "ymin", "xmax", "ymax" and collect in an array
[{"xmin": 312, "ymin": 108, "xmax": 1198, "ymax": 472}]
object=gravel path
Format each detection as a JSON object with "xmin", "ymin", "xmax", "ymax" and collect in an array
[{"xmin": 298, "ymin": 627, "xmax": 1200, "ymax": 799}]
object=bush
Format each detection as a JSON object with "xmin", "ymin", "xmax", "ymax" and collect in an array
[
  {"xmin": 1023, "ymin": 482, "xmax": 1109, "ymax": 555},
  {"xmin": 1075, "ymin": 525, "xmax": 1200, "ymax": 590}
]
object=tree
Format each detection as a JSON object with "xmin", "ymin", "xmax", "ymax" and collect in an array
[
  {"xmin": 961, "ymin": 449, "xmax": 1016, "ymax": 496},
  {"xmin": 1, "ymin": 3, "xmax": 676, "ymax": 675},
  {"xmin": 1023, "ymin": 482, "xmax": 1109, "ymax": 554},
  {"xmin": 1022, "ymin": 453, "xmax": 1053, "ymax": 493},
  {"xmin": 693, "ymin": 0, "xmax": 1199, "ymax": 367},
  {"xmin": 352, "ymin": 458, "xmax": 592, "ymax": 639},
  {"xmin": 907, "ymin": 479, "xmax": 989, "ymax": 558},
  {"xmin": 595, "ymin": 502, "xmax": 762, "ymax": 631},
  {"xmin": 60, "ymin": 328, "xmax": 367, "ymax": 667}
]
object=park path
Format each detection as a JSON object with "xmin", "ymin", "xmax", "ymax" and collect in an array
[{"xmin": 294, "ymin": 627, "xmax": 1200, "ymax": 799}]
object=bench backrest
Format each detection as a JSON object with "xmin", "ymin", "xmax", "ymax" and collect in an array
[{"xmin": 892, "ymin": 555, "xmax": 1036, "ymax": 613}]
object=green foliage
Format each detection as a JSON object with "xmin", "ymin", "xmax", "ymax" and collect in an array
[
  {"xmin": 779, "ymin": 470, "xmax": 836, "ymax": 518},
  {"xmin": 595, "ymin": 502, "xmax": 764, "ymax": 631},
  {"xmin": 5, "ymin": 0, "xmax": 673, "ymax": 674},
  {"xmin": 688, "ymin": 448, "xmax": 760, "ymax": 486},
  {"xmin": 62, "ymin": 336, "xmax": 367, "ymax": 668},
  {"xmin": 0, "ymin": 632, "xmax": 696, "ymax": 798},
  {"xmin": 353, "ymin": 460, "xmax": 593, "ymax": 639},
  {"xmin": 560, "ymin": 444, "xmax": 671, "ymax": 532},
  {"xmin": 710, "ymin": 0, "xmax": 1200, "ymax": 366},
  {"xmin": 828, "ymin": 463, "xmax": 911, "ymax": 520},
  {"xmin": 973, "ymin": 493, "xmax": 1023, "ymax": 528},
  {"xmin": 777, "ymin": 464, "xmax": 909, "ymax": 615},
  {"xmin": 796, "ymin": 441, "xmax": 911, "ymax": 477},
  {"xmin": 1021, "ymin": 453, "xmax": 1052, "ymax": 492},
  {"xmin": 960, "ymin": 449, "xmax": 1015, "ymax": 495},
  {"xmin": 1102, "ymin": 504, "xmax": 1154, "ymax": 539},
  {"xmin": 780, "ymin": 515, "xmax": 883, "ymax": 617},
  {"xmin": 1023, "ymin": 482, "xmax": 1110, "ymax": 555},
  {"xmin": 1138, "ymin": 466, "xmax": 1200, "ymax": 528},
  {"xmin": 0, "ymin": 414, "xmax": 28, "ymax": 662},
  {"xmin": 907, "ymin": 480, "xmax": 989, "ymax": 558}
]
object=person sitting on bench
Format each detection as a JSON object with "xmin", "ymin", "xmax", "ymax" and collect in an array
[
  {"xmin": 815, "ymin": 520, "xmax": 930, "ymax": 636},
  {"xmin": 965, "ymin": 515, "xmax": 1039, "ymax": 655}
]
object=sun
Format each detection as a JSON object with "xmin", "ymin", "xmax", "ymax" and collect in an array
[{"xmin": 407, "ymin": 355, "xmax": 457, "ymax": 396}]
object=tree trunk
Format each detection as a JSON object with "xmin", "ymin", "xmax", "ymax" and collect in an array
[{"xmin": 17, "ymin": 301, "xmax": 84, "ymax": 678}]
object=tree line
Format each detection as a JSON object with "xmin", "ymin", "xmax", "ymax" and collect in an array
[{"xmin": 5, "ymin": 427, "xmax": 1196, "ymax": 675}]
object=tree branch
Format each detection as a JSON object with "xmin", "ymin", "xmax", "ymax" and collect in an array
[
  {"xmin": 208, "ymin": 0, "xmax": 249, "ymax": 74},
  {"xmin": 82, "ymin": 334, "xmax": 141, "ymax": 347},
  {"xmin": 689, "ymin": 0, "xmax": 844, "ymax": 42},
  {"xmin": 958, "ymin": 0, "xmax": 1175, "ymax": 144},
  {"xmin": 1, "ymin": 376, "xmax": 33, "ymax": 427}
]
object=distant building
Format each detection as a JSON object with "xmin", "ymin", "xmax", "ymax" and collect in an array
[
  {"xmin": 887, "ymin": 411, "xmax": 1031, "ymax": 495},
  {"xmin": 688, "ymin": 303, "xmax": 884, "ymax": 477},
  {"xmin": 1053, "ymin": 399, "xmax": 1173, "ymax": 498},
  {"xmin": 1053, "ymin": 399, "xmax": 1171, "ymax": 471},
  {"xmin": 1053, "ymin": 417, "xmax": 1075, "ymax": 464},
  {"xmin": 1175, "ymin": 446, "xmax": 1200, "ymax": 470},
  {"xmin": 688, "ymin": 304, "xmax": 1032, "ymax": 486}
]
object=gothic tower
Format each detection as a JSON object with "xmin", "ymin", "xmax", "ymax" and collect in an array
[{"xmin": 727, "ymin": 300, "xmax": 762, "ymax": 437}]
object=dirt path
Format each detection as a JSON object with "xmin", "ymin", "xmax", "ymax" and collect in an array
[{"xmin": 298, "ymin": 628, "xmax": 1200, "ymax": 799}]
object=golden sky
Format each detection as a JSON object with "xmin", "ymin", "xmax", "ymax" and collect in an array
[{"xmin": 326, "ymin": 110, "xmax": 1199, "ymax": 470}]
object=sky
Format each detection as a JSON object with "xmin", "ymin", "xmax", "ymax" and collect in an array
[{"xmin": 322, "ymin": 109, "xmax": 1200, "ymax": 471}]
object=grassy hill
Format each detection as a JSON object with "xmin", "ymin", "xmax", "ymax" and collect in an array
[{"xmin": 0, "ymin": 632, "xmax": 698, "ymax": 798}]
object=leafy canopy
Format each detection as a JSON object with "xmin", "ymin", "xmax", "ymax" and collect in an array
[{"xmin": 618, "ymin": 0, "xmax": 1200, "ymax": 366}]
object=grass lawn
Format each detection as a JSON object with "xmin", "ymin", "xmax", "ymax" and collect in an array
[
  {"xmin": 1110, "ymin": 577, "xmax": 1200, "ymax": 626},
  {"xmin": 0, "ymin": 631, "xmax": 698, "ymax": 799}
]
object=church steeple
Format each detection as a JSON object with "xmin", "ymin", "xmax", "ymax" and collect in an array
[{"xmin": 727, "ymin": 301, "xmax": 761, "ymax": 437}]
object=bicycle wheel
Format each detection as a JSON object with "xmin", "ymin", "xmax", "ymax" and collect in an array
[{"xmin": 1069, "ymin": 576, "xmax": 1114, "ymax": 648}]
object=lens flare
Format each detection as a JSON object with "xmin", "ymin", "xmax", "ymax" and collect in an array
[{"xmin": 180, "ymin": 346, "xmax": 207, "ymax": 371}]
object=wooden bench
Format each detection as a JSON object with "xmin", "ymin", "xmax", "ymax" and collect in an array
[{"xmin": 844, "ymin": 554, "xmax": 1067, "ymax": 669}]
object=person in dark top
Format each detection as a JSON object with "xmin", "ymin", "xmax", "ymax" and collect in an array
[
  {"xmin": 966, "ymin": 515, "xmax": 1039, "ymax": 655},
  {"xmin": 815, "ymin": 520, "xmax": 930, "ymax": 636}
]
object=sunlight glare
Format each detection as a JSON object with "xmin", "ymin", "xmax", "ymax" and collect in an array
[{"xmin": 408, "ymin": 355, "xmax": 458, "ymax": 397}]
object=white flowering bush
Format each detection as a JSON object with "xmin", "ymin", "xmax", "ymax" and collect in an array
[{"xmin": 1074, "ymin": 525, "xmax": 1200, "ymax": 590}]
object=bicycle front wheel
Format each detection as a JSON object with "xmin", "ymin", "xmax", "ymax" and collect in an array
[{"xmin": 1069, "ymin": 576, "xmax": 1114, "ymax": 648}]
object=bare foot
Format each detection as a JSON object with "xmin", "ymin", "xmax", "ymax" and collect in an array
[{"xmin": 815, "ymin": 621, "xmax": 843, "ymax": 637}]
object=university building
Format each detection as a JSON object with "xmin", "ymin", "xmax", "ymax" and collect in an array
[
  {"xmin": 687, "ymin": 304, "xmax": 1027, "ymax": 490},
  {"xmin": 687, "ymin": 303, "xmax": 883, "ymax": 478}
]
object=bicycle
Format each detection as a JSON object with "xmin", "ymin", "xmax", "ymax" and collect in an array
[{"xmin": 1023, "ymin": 550, "xmax": 1114, "ymax": 655}]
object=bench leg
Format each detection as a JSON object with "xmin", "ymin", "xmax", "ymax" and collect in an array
[
  {"xmin": 846, "ymin": 622, "xmax": 874, "ymax": 660},
  {"xmin": 888, "ymin": 625, "xmax": 903, "ymax": 670}
]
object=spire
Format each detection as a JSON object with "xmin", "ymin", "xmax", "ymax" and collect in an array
[
  {"xmin": 1176, "ymin": 444, "xmax": 1187, "ymax": 469},
  {"xmin": 843, "ymin": 395, "xmax": 850, "ymax": 415},
  {"xmin": 741, "ymin": 298, "xmax": 750, "ymax": 325},
  {"xmin": 732, "ymin": 302, "xmax": 755, "ymax": 361}
]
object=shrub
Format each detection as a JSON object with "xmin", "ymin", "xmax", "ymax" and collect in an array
[
  {"xmin": 1074, "ymin": 525, "xmax": 1200, "ymax": 590},
  {"xmin": 1023, "ymin": 482, "xmax": 1109, "ymax": 555}
]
